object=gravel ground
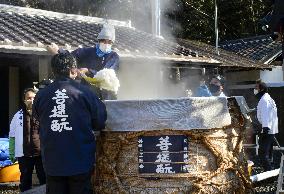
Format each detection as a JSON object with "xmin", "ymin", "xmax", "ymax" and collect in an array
[
  {"xmin": 250, "ymin": 150, "xmax": 282, "ymax": 194},
  {"xmin": 0, "ymin": 185, "xmax": 19, "ymax": 194},
  {"xmin": 0, "ymin": 151, "xmax": 282, "ymax": 194}
]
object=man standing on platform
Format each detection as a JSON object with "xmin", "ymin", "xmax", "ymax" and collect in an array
[{"xmin": 47, "ymin": 24, "xmax": 119, "ymax": 100}]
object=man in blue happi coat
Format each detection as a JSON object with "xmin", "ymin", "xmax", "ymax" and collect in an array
[{"xmin": 47, "ymin": 24, "xmax": 119, "ymax": 99}]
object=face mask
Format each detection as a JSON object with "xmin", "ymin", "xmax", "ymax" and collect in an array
[
  {"xmin": 253, "ymin": 89, "xmax": 259, "ymax": 95},
  {"xmin": 24, "ymin": 100, "xmax": 33, "ymax": 110},
  {"xmin": 209, "ymin": 84, "xmax": 220, "ymax": 94},
  {"xmin": 99, "ymin": 43, "xmax": 112, "ymax": 53}
]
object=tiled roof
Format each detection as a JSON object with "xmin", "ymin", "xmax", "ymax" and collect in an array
[
  {"xmin": 0, "ymin": 4, "xmax": 269, "ymax": 69},
  {"xmin": 0, "ymin": 4, "xmax": 217, "ymax": 64},
  {"xmin": 220, "ymin": 35, "xmax": 282, "ymax": 64},
  {"xmin": 177, "ymin": 39, "xmax": 272, "ymax": 69}
]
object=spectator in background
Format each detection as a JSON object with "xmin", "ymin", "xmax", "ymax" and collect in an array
[
  {"xmin": 209, "ymin": 75, "xmax": 226, "ymax": 97},
  {"xmin": 33, "ymin": 52, "xmax": 107, "ymax": 194},
  {"xmin": 9, "ymin": 88, "xmax": 46, "ymax": 192},
  {"xmin": 195, "ymin": 77, "xmax": 212, "ymax": 97},
  {"xmin": 195, "ymin": 75, "xmax": 226, "ymax": 97},
  {"xmin": 255, "ymin": 80, "xmax": 278, "ymax": 171}
]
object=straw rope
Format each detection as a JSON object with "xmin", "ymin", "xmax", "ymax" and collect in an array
[{"xmin": 94, "ymin": 98, "xmax": 253, "ymax": 194}]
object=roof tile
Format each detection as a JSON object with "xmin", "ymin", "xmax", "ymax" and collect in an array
[
  {"xmin": 178, "ymin": 38, "xmax": 271, "ymax": 68},
  {"xmin": 0, "ymin": 4, "xmax": 270, "ymax": 68},
  {"xmin": 220, "ymin": 35, "xmax": 282, "ymax": 64}
]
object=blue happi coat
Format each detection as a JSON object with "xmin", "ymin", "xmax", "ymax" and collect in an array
[
  {"xmin": 71, "ymin": 45, "xmax": 119, "ymax": 76},
  {"xmin": 195, "ymin": 85, "xmax": 212, "ymax": 97},
  {"xmin": 33, "ymin": 77, "xmax": 107, "ymax": 176}
]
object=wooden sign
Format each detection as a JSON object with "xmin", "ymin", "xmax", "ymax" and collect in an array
[{"xmin": 138, "ymin": 135, "xmax": 189, "ymax": 174}]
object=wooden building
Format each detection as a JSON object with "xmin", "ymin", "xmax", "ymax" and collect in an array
[{"xmin": 0, "ymin": 4, "xmax": 268, "ymax": 137}]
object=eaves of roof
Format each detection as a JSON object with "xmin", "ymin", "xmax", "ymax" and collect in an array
[
  {"xmin": 178, "ymin": 39, "xmax": 273, "ymax": 69},
  {"xmin": 0, "ymin": 4, "xmax": 218, "ymax": 64}
]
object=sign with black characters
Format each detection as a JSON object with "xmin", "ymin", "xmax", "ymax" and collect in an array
[{"xmin": 138, "ymin": 135, "xmax": 189, "ymax": 174}]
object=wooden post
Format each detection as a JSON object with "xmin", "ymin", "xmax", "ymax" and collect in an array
[
  {"xmin": 38, "ymin": 56, "xmax": 50, "ymax": 82},
  {"xmin": 8, "ymin": 66, "xmax": 19, "ymax": 122}
]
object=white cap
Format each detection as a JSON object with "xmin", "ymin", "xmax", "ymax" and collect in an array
[{"xmin": 97, "ymin": 24, "xmax": 115, "ymax": 42}]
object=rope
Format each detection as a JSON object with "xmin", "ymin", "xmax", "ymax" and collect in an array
[{"xmin": 94, "ymin": 98, "xmax": 254, "ymax": 193}]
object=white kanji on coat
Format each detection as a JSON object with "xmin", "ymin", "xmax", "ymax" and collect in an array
[{"xmin": 49, "ymin": 89, "xmax": 72, "ymax": 132}]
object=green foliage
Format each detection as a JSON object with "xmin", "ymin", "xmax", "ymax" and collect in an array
[
  {"xmin": 0, "ymin": 0, "xmax": 273, "ymax": 42},
  {"xmin": 165, "ymin": 0, "xmax": 273, "ymax": 43},
  {"xmin": 0, "ymin": 0, "xmax": 133, "ymax": 20}
]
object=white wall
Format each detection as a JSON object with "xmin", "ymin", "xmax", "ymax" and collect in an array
[{"xmin": 260, "ymin": 66, "xmax": 283, "ymax": 83}]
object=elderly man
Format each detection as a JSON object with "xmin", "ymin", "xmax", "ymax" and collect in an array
[
  {"xmin": 47, "ymin": 24, "xmax": 119, "ymax": 99},
  {"xmin": 254, "ymin": 80, "xmax": 278, "ymax": 171},
  {"xmin": 33, "ymin": 52, "xmax": 107, "ymax": 194}
]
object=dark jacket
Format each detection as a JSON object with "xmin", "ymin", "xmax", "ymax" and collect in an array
[
  {"xmin": 72, "ymin": 46, "xmax": 119, "ymax": 76},
  {"xmin": 33, "ymin": 77, "xmax": 107, "ymax": 176},
  {"xmin": 22, "ymin": 105, "xmax": 41, "ymax": 157},
  {"xmin": 72, "ymin": 46, "xmax": 119, "ymax": 100},
  {"xmin": 30, "ymin": 113, "xmax": 41, "ymax": 156}
]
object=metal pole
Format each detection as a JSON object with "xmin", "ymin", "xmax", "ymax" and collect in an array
[
  {"xmin": 214, "ymin": 0, "xmax": 219, "ymax": 55},
  {"xmin": 156, "ymin": 0, "xmax": 161, "ymax": 36},
  {"xmin": 151, "ymin": 0, "xmax": 161, "ymax": 36},
  {"xmin": 274, "ymin": 136, "xmax": 284, "ymax": 155}
]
